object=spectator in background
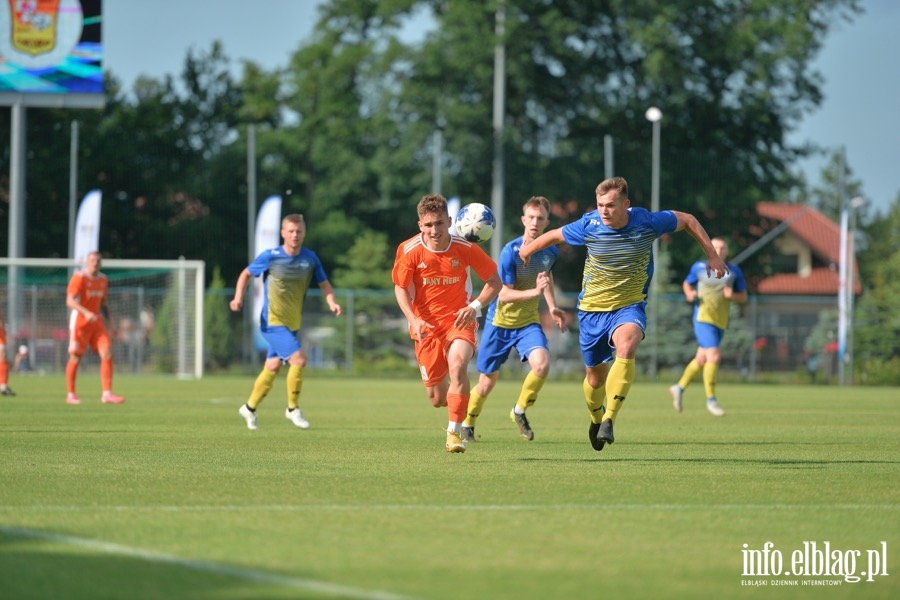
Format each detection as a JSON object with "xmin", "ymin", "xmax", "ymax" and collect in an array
[{"xmin": 13, "ymin": 344, "xmax": 32, "ymax": 373}]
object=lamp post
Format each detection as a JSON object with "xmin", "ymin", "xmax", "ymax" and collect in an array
[
  {"xmin": 431, "ymin": 118, "xmax": 445, "ymax": 195},
  {"xmin": 645, "ymin": 106, "xmax": 662, "ymax": 378}
]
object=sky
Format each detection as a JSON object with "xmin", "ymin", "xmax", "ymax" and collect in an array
[{"xmin": 103, "ymin": 0, "xmax": 899, "ymax": 216}]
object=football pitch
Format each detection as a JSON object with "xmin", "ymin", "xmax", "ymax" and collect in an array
[{"xmin": 1, "ymin": 375, "xmax": 897, "ymax": 599}]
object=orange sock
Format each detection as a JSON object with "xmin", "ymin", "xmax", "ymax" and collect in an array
[
  {"xmin": 447, "ymin": 393, "xmax": 469, "ymax": 423},
  {"xmin": 66, "ymin": 360, "xmax": 78, "ymax": 394},
  {"xmin": 101, "ymin": 358, "xmax": 113, "ymax": 392},
  {"xmin": 0, "ymin": 360, "xmax": 8, "ymax": 385}
]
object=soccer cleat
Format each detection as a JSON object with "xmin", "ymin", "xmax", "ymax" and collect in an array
[
  {"xmin": 446, "ymin": 431, "xmax": 466, "ymax": 453},
  {"xmin": 597, "ymin": 419, "xmax": 615, "ymax": 445},
  {"xmin": 669, "ymin": 384, "xmax": 683, "ymax": 413},
  {"xmin": 0, "ymin": 386, "xmax": 15, "ymax": 396},
  {"xmin": 66, "ymin": 393, "xmax": 81, "ymax": 405},
  {"xmin": 239, "ymin": 404, "xmax": 258, "ymax": 430},
  {"xmin": 101, "ymin": 392, "xmax": 125, "ymax": 404},
  {"xmin": 707, "ymin": 398, "xmax": 725, "ymax": 417},
  {"xmin": 460, "ymin": 426, "xmax": 476, "ymax": 443},
  {"xmin": 285, "ymin": 407, "xmax": 310, "ymax": 429},
  {"xmin": 588, "ymin": 421, "xmax": 605, "ymax": 452},
  {"xmin": 509, "ymin": 409, "xmax": 534, "ymax": 441}
]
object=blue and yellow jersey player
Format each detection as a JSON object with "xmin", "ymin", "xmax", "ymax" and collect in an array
[
  {"xmin": 520, "ymin": 177, "xmax": 727, "ymax": 452},
  {"xmin": 670, "ymin": 237, "xmax": 746, "ymax": 416},
  {"xmin": 230, "ymin": 213, "xmax": 342, "ymax": 431},
  {"xmin": 461, "ymin": 196, "xmax": 567, "ymax": 443}
]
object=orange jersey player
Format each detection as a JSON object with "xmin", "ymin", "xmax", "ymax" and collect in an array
[
  {"xmin": 392, "ymin": 194, "xmax": 501, "ymax": 453},
  {"xmin": 65, "ymin": 251, "xmax": 124, "ymax": 405}
]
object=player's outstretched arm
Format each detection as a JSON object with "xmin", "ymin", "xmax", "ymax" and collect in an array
[
  {"xmin": 672, "ymin": 212, "xmax": 728, "ymax": 278},
  {"xmin": 519, "ymin": 228, "xmax": 565, "ymax": 266}
]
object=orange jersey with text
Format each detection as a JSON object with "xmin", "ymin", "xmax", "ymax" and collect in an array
[
  {"xmin": 67, "ymin": 269, "xmax": 109, "ymax": 326},
  {"xmin": 392, "ymin": 234, "xmax": 497, "ymax": 327}
]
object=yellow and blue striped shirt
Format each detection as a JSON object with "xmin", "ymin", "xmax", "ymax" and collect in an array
[
  {"xmin": 562, "ymin": 207, "xmax": 677, "ymax": 312},
  {"xmin": 486, "ymin": 236, "xmax": 559, "ymax": 329},
  {"xmin": 248, "ymin": 246, "xmax": 328, "ymax": 331}
]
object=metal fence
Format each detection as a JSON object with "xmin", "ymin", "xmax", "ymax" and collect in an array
[
  {"xmin": 9, "ymin": 283, "xmax": 838, "ymax": 382},
  {"xmin": 226, "ymin": 289, "xmax": 839, "ymax": 383}
]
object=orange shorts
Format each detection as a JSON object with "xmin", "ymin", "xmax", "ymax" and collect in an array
[
  {"xmin": 69, "ymin": 322, "xmax": 111, "ymax": 356},
  {"xmin": 412, "ymin": 321, "xmax": 477, "ymax": 387}
]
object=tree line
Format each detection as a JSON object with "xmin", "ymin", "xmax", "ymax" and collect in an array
[{"xmin": 1, "ymin": 0, "xmax": 896, "ymax": 381}]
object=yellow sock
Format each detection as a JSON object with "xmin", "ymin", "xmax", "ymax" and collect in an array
[
  {"xmin": 287, "ymin": 364, "xmax": 304, "ymax": 409},
  {"xmin": 583, "ymin": 377, "xmax": 606, "ymax": 424},
  {"xmin": 248, "ymin": 368, "xmax": 277, "ymax": 409},
  {"xmin": 463, "ymin": 389, "xmax": 487, "ymax": 427},
  {"xmin": 516, "ymin": 371, "xmax": 546, "ymax": 411},
  {"xmin": 604, "ymin": 357, "xmax": 634, "ymax": 423},
  {"xmin": 703, "ymin": 362, "xmax": 718, "ymax": 399},
  {"xmin": 678, "ymin": 359, "xmax": 701, "ymax": 390}
]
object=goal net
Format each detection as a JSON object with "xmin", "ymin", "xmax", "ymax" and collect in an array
[{"xmin": 1, "ymin": 258, "xmax": 205, "ymax": 379}]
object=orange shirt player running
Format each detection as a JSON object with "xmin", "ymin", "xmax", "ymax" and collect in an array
[
  {"xmin": 392, "ymin": 194, "xmax": 501, "ymax": 453},
  {"xmin": 65, "ymin": 251, "xmax": 124, "ymax": 405}
]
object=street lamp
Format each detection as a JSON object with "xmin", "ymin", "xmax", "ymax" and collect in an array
[{"xmin": 645, "ymin": 106, "xmax": 662, "ymax": 378}]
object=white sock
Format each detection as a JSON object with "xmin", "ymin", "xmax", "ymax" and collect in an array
[{"xmin": 513, "ymin": 405, "xmax": 526, "ymax": 415}]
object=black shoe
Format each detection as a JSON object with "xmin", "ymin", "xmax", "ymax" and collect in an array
[
  {"xmin": 0, "ymin": 387, "xmax": 15, "ymax": 396},
  {"xmin": 588, "ymin": 421, "xmax": 605, "ymax": 451},
  {"xmin": 460, "ymin": 426, "xmax": 476, "ymax": 443},
  {"xmin": 597, "ymin": 419, "xmax": 615, "ymax": 445},
  {"xmin": 509, "ymin": 409, "xmax": 534, "ymax": 440}
]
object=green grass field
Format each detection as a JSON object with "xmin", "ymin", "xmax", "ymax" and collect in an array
[{"xmin": 1, "ymin": 374, "xmax": 897, "ymax": 599}]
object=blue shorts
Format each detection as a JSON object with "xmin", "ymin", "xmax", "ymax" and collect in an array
[
  {"xmin": 694, "ymin": 321, "xmax": 724, "ymax": 348},
  {"xmin": 260, "ymin": 325, "xmax": 303, "ymax": 361},
  {"xmin": 476, "ymin": 322, "xmax": 548, "ymax": 374},
  {"xmin": 578, "ymin": 303, "xmax": 646, "ymax": 368}
]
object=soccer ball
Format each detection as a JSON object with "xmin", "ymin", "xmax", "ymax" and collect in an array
[{"xmin": 454, "ymin": 203, "xmax": 496, "ymax": 243}]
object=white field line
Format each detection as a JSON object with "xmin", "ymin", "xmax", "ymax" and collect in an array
[
  {"xmin": 0, "ymin": 525, "xmax": 418, "ymax": 600},
  {"xmin": 1, "ymin": 504, "xmax": 898, "ymax": 512}
]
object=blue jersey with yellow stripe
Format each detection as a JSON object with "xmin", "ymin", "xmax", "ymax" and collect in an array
[
  {"xmin": 562, "ymin": 207, "xmax": 677, "ymax": 312},
  {"xmin": 248, "ymin": 246, "xmax": 328, "ymax": 331},
  {"xmin": 485, "ymin": 236, "xmax": 559, "ymax": 329}
]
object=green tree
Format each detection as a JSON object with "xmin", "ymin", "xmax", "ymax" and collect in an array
[
  {"xmin": 204, "ymin": 266, "xmax": 237, "ymax": 370},
  {"xmin": 854, "ymin": 195, "xmax": 900, "ymax": 384},
  {"xmin": 330, "ymin": 230, "xmax": 410, "ymax": 374}
]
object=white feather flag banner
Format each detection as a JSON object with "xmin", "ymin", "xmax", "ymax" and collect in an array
[
  {"xmin": 72, "ymin": 189, "xmax": 101, "ymax": 265},
  {"xmin": 253, "ymin": 195, "xmax": 282, "ymax": 350}
]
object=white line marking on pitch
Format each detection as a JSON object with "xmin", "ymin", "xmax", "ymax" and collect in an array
[
  {"xmin": 1, "ymin": 504, "xmax": 897, "ymax": 512},
  {"xmin": 0, "ymin": 525, "xmax": 417, "ymax": 600}
]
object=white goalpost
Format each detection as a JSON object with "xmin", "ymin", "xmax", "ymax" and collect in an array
[{"xmin": 1, "ymin": 258, "xmax": 205, "ymax": 379}]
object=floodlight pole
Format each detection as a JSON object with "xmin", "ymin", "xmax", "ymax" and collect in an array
[
  {"xmin": 489, "ymin": 1, "xmax": 506, "ymax": 263},
  {"xmin": 7, "ymin": 102, "xmax": 26, "ymax": 343},
  {"xmin": 246, "ymin": 124, "xmax": 259, "ymax": 370},
  {"xmin": 604, "ymin": 134, "xmax": 614, "ymax": 179},
  {"xmin": 68, "ymin": 120, "xmax": 79, "ymax": 259},
  {"xmin": 645, "ymin": 106, "xmax": 662, "ymax": 379}
]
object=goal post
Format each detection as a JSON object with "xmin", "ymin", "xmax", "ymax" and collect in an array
[{"xmin": 1, "ymin": 258, "xmax": 205, "ymax": 379}]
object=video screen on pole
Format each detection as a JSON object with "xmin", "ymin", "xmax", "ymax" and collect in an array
[{"xmin": 0, "ymin": 0, "xmax": 102, "ymax": 95}]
